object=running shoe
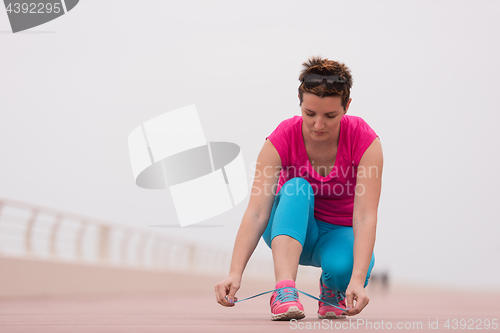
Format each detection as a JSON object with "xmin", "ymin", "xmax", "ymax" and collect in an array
[
  {"xmin": 317, "ymin": 277, "xmax": 347, "ymax": 319},
  {"xmin": 270, "ymin": 279, "xmax": 305, "ymax": 321}
]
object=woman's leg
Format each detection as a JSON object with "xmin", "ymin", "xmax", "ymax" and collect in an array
[
  {"xmin": 312, "ymin": 223, "xmax": 375, "ymax": 292},
  {"xmin": 262, "ymin": 177, "xmax": 320, "ymax": 283}
]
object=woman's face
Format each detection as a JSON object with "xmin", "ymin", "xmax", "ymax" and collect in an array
[{"xmin": 300, "ymin": 92, "xmax": 351, "ymax": 143}]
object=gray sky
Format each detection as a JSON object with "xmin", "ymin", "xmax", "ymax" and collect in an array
[{"xmin": 1, "ymin": 0, "xmax": 499, "ymax": 290}]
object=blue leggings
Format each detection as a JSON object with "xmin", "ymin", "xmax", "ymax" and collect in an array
[{"xmin": 262, "ymin": 177, "xmax": 375, "ymax": 292}]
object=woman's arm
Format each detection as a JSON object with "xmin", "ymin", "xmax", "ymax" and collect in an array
[
  {"xmin": 215, "ymin": 139, "xmax": 282, "ymax": 307},
  {"xmin": 345, "ymin": 137, "xmax": 383, "ymax": 316}
]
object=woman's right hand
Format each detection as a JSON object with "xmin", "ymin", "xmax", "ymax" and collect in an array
[
  {"xmin": 214, "ymin": 276, "xmax": 241, "ymax": 307},
  {"xmin": 214, "ymin": 140, "xmax": 281, "ymax": 308}
]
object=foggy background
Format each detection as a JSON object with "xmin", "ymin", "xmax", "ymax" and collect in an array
[{"xmin": 1, "ymin": 0, "xmax": 499, "ymax": 290}]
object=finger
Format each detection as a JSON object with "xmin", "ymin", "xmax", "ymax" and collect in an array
[
  {"xmin": 224, "ymin": 295, "xmax": 235, "ymax": 307},
  {"xmin": 216, "ymin": 284, "xmax": 232, "ymax": 307},
  {"xmin": 350, "ymin": 296, "xmax": 361, "ymax": 314},
  {"xmin": 346, "ymin": 295, "xmax": 368, "ymax": 316},
  {"xmin": 222, "ymin": 284, "xmax": 231, "ymax": 305},
  {"xmin": 227, "ymin": 285, "xmax": 239, "ymax": 306},
  {"xmin": 223, "ymin": 286, "xmax": 235, "ymax": 307},
  {"xmin": 345, "ymin": 290, "xmax": 354, "ymax": 313},
  {"xmin": 215, "ymin": 286, "xmax": 227, "ymax": 306},
  {"xmin": 345, "ymin": 305, "xmax": 360, "ymax": 315},
  {"xmin": 344, "ymin": 296, "xmax": 357, "ymax": 316},
  {"xmin": 215, "ymin": 289, "xmax": 223, "ymax": 306}
]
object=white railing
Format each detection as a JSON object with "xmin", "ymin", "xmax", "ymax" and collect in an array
[
  {"xmin": 0, "ymin": 197, "xmax": 278, "ymax": 279},
  {"xmin": 0, "ymin": 197, "xmax": 328, "ymax": 284}
]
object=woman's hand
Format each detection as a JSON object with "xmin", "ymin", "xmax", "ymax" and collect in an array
[
  {"xmin": 214, "ymin": 276, "xmax": 241, "ymax": 307},
  {"xmin": 343, "ymin": 282, "xmax": 370, "ymax": 316}
]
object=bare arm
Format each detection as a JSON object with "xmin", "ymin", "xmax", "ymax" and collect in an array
[
  {"xmin": 215, "ymin": 139, "xmax": 282, "ymax": 307},
  {"xmin": 345, "ymin": 137, "xmax": 383, "ymax": 315}
]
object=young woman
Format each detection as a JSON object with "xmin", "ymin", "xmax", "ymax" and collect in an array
[{"xmin": 214, "ymin": 57, "xmax": 383, "ymax": 321}]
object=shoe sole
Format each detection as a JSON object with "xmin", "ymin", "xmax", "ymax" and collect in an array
[
  {"xmin": 318, "ymin": 312, "xmax": 346, "ymax": 319},
  {"xmin": 271, "ymin": 306, "xmax": 306, "ymax": 321}
]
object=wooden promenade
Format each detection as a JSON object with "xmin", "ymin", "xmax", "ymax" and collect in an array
[{"xmin": 1, "ymin": 277, "xmax": 499, "ymax": 333}]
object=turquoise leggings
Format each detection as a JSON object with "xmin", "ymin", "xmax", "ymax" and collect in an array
[{"xmin": 262, "ymin": 177, "xmax": 375, "ymax": 292}]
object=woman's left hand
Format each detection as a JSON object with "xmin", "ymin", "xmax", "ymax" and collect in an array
[{"xmin": 343, "ymin": 282, "xmax": 370, "ymax": 316}]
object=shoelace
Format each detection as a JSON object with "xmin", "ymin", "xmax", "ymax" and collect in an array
[
  {"xmin": 320, "ymin": 286, "xmax": 345, "ymax": 306},
  {"xmin": 272, "ymin": 287, "xmax": 299, "ymax": 305},
  {"xmin": 225, "ymin": 287, "xmax": 345, "ymax": 312}
]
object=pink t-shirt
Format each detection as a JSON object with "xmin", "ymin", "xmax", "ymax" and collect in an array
[{"xmin": 266, "ymin": 115, "xmax": 378, "ymax": 226}]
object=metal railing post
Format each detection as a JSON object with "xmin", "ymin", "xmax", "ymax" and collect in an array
[
  {"xmin": 49, "ymin": 215, "xmax": 62, "ymax": 258},
  {"xmin": 25, "ymin": 208, "xmax": 38, "ymax": 255},
  {"xmin": 120, "ymin": 231, "xmax": 131, "ymax": 266},
  {"xmin": 75, "ymin": 221, "xmax": 88, "ymax": 261},
  {"xmin": 136, "ymin": 234, "xmax": 150, "ymax": 268},
  {"xmin": 98, "ymin": 225, "xmax": 110, "ymax": 263}
]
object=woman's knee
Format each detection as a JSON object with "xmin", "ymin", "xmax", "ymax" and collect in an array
[
  {"xmin": 321, "ymin": 260, "xmax": 354, "ymax": 291},
  {"xmin": 281, "ymin": 177, "xmax": 313, "ymax": 199}
]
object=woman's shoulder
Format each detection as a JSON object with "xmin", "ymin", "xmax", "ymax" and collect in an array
[
  {"xmin": 276, "ymin": 115, "xmax": 302, "ymax": 129},
  {"xmin": 342, "ymin": 114, "xmax": 377, "ymax": 136},
  {"xmin": 342, "ymin": 115, "xmax": 379, "ymax": 166},
  {"xmin": 343, "ymin": 114, "xmax": 371, "ymax": 127},
  {"xmin": 266, "ymin": 116, "xmax": 303, "ymax": 167},
  {"xmin": 268, "ymin": 115, "xmax": 302, "ymax": 138}
]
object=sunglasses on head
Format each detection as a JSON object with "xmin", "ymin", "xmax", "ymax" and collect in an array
[{"xmin": 301, "ymin": 74, "xmax": 346, "ymax": 89}]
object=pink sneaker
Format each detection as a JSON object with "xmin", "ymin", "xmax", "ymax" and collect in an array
[
  {"xmin": 317, "ymin": 278, "xmax": 346, "ymax": 319},
  {"xmin": 270, "ymin": 279, "xmax": 305, "ymax": 321}
]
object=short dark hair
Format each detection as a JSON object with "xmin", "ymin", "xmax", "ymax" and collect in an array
[{"xmin": 298, "ymin": 56, "xmax": 353, "ymax": 109}]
